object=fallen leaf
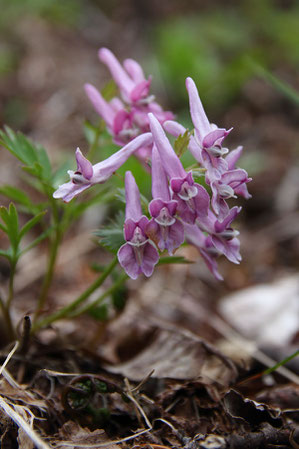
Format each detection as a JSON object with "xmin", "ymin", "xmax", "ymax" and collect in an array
[
  {"xmin": 223, "ymin": 389, "xmax": 282, "ymax": 427},
  {"xmin": 55, "ymin": 421, "xmax": 118, "ymax": 449},
  {"xmin": 106, "ymin": 326, "xmax": 237, "ymax": 386},
  {"xmin": 219, "ymin": 276, "xmax": 299, "ymax": 346}
]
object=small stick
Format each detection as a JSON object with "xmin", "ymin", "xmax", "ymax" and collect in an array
[{"xmin": 18, "ymin": 316, "xmax": 31, "ymax": 355}]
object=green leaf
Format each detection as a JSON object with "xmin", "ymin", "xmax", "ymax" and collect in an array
[
  {"xmin": 0, "ymin": 222, "xmax": 7, "ymax": 232},
  {"xmin": 20, "ymin": 226, "xmax": 53, "ymax": 255},
  {"xmin": 0, "ymin": 185, "xmax": 33, "ymax": 208},
  {"xmin": 88, "ymin": 303, "xmax": 109, "ymax": 321},
  {"xmin": 174, "ymin": 130, "xmax": 191, "ymax": 158},
  {"xmin": 95, "ymin": 211, "xmax": 125, "ymax": 253},
  {"xmin": 248, "ymin": 60, "xmax": 299, "ymax": 105},
  {"xmin": 0, "ymin": 205, "xmax": 10, "ymax": 227},
  {"xmin": 19, "ymin": 211, "xmax": 46, "ymax": 239},
  {"xmin": 158, "ymin": 255, "xmax": 193, "ymax": 265},
  {"xmin": 112, "ymin": 285, "xmax": 127, "ymax": 310},
  {"xmin": 101, "ymin": 79, "xmax": 118, "ymax": 102},
  {"xmin": 0, "ymin": 126, "xmax": 37, "ymax": 165},
  {"xmin": 8, "ymin": 203, "xmax": 19, "ymax": 237},
  {"xmin": 0, "ymin": 249, "xmax": 11, "ymax": 260},
  {"xmin": 262, "ymin": 350, "xmax": 299, "ymax": 376},
  {"xmin": 52, "ymin": 159, "xmax": 73, "ymax": 185},
  {"xmin": 0, "ymin": 127, "xmax": 52, "ymax": 182},
  {"xmin": 37, "ymin": 146, "xmax": 52, "ymax": 180},
  {"xmin": 0, "ymin": 204, "xmax": 19, "ymax": 251}
]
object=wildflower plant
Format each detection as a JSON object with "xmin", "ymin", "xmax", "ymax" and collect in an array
[{"xmin": 0, "ymin": 48, "xmax": 251, "ymax": 339}]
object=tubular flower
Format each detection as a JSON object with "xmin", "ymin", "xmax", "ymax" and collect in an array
[
  {"xmin": 198, "ymin": 206, "xmax": 242, "ymax": 264},
  {"xmin": 53, "ymin": 133, "xmax": 153, "ymax": 202},
  {"xmin": 146, "ymin": 146, "xmax": 184, "ymax": 255},
  {"xmin": 148, "ymin": 113, "xmax": 210, "ymax": 224},
  {"xmin": 164, "ymin": 78, "xmax": 251, "ymax": 221},
  {"xmin": 117, "ymin": 171, "xmax": 159, "ymax": 279},
  {"xmin": 85, "ymin": 48, "xmax": 173, "ymax": 162},
  {"xmin": 210, "ymin": 168, "xmax": 251, "ymax": 219},
  {"xmin": 184, "ymin": 223, "xmax": 223, "ymax": 281}
]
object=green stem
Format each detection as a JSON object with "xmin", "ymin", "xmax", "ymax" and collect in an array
[
  {"xmin": 33, "ymin": 199, "xmax": 61, "ymax": 322},
  {"xmin": 69, "ymin": 272, "xmax": 128, "ymax": 318},
  {"xmin": 263, "ymin": 350, "xmax": 299, "ymax": 376},
  {"xmin": 6, "ymin": 260, "xmax": 16, "ymax": 310},
  {"xmin": 31, "ymin": 256, "xmax": 118, "ymax": 333}
]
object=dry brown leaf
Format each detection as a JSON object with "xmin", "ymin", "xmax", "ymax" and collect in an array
[
  {"xmin": 219, "ymin": 276, "xmax": 299, "ymax": 347},
  {"xmin": 106, "ymin": 327, "xmax": 237, "ymax": 386},
  {"xmin": 223, "ymin": 389, "xmax": 283, "ymax": 427},
  {"xmin": 55, "ymin": 421, "xmax": 119, "ymax": 449}
]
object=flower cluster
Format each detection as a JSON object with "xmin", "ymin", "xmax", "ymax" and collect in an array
[
  {"xmin": 85, "ymin": 48, "xmax": 173, "ymax": 163},
  {"xmin": 54, "ymin": 49, "xmax": 251, "ymax": 280}
]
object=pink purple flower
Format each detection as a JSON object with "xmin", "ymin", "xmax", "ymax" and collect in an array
[
  {"xmin": 53, "ymin": 133, "xmax": 152, "ymax": 202},
  {"xmin": 85, "ymin": 48, "xmax": 173, "ymax": 162},
  {"xmin": 148, "ymin": 113, "xmax": 210, "ymax": 224},
  {"xmin": 146, "ymin": 146, "xmax": 184, "ymax": 255},
  {"xmin": 117, "ymin": 171, "xmax": 159, "ymax": 279},
  {"xmin": 184, "ymin": 222, "xmax": 223, "ymax": 281},
  {"xmin": 198, "ymin": 206, "xmax": 242, "ymax": 264}
]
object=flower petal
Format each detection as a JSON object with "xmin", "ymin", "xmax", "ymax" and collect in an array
[
  {"xmin": 84, "ymin": 83, "xmax": 115, "ymax": 128},
  {"xmin": 53, "ymin": 181, "xmax": 90, "ymax": 203},
  {"xmin": 113, "ymin": 109, "xmax": 131, "ymax": 135},
  {"xmin": 185, "ymin": 77, "xmax": 211, "ymax": 141},
  {"xmin": 163, "ymin": 120, "xmax": 186, "ymax": 137},
  {"xmin": 166, "ymin": 220, "xmax": 184, "ymax": 255},
  {"xmin": 75, "ymin": 148, "xmax": 93, "ymax": 180},
  {"xmin": 123, "ymin": 58, "xmax": 146, "ymax": 83},
  {"xmin": 93, "ymin": 132, "xmax": 153, "ymax": 183},
  {"xmin": 214, "ymin": 206, "xmax": 241, "ymax": 233},
  {"xmin": 225, "ymin": 146, "xmax": 243, "ymax": 170},
  {"xmin": 98, "ymin": 48, "xmax": 134, "ymax": 100},
  {"xmin": 130, "ymin": 80, "xmax": 151, "ymax": 102},
  {"xmin": 202, "ymin": 128, "xmax": 231, "ymax": 149},
  {"xmin": 148, "ymin": 113, "xmax": 186, "ymax": 179},
  {"xmin": 151, "ymin": 146, "xmax": 171, "ymax": 201},
  {"xmin": 118, "ymin": 243, "xmax": 140, "ymax": 279},
  {"xmin": 141, "ymin": 242, "xmax": 159, "ymax": 277},
  {"xmin": 200, "ymin": 248, "xmax": 223, "ymax": 281},
  {"xmin": 212, "ymin": 236, "xmax": 241, "ymax": 264},
  {"xmin": 124, "ymin": 171, "xmax": 143, "ymax": 221}
]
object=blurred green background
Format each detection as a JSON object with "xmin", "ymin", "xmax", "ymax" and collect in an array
[{"xmin": 0, "ymin": 0, "xmax": 298, "ymax": 129}]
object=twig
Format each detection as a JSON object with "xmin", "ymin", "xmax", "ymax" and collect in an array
[
  {"xmin": 55, "ymin": 428, "xmax": 151, "ymax": 448},
  {"xmin": 0, "ymin": 341, "xmax": 19, "ymax": 377},
  {"xmin": 18, "ymin": 315, "xmax": 32, "ymax": 355}
]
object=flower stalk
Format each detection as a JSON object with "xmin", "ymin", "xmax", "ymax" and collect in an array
[{"xmin": 31, "ymin": 256, "xmax": 118, "ymax": 333}]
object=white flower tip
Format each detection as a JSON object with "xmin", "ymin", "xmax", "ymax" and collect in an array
[
  {"xmin": 84, "ymin": 83, "xmax": 93, "ymax": 93},
  {"xmin": 98, "ymin": 47, "xmax": 111, "ymax": 62},
  {"xmin": 185, "ymin": 76, "xmax": 195, "ymax": 89},
  {"xmin": 53, "ymin": 190, "xmax": 61, "ymax": 199}
]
